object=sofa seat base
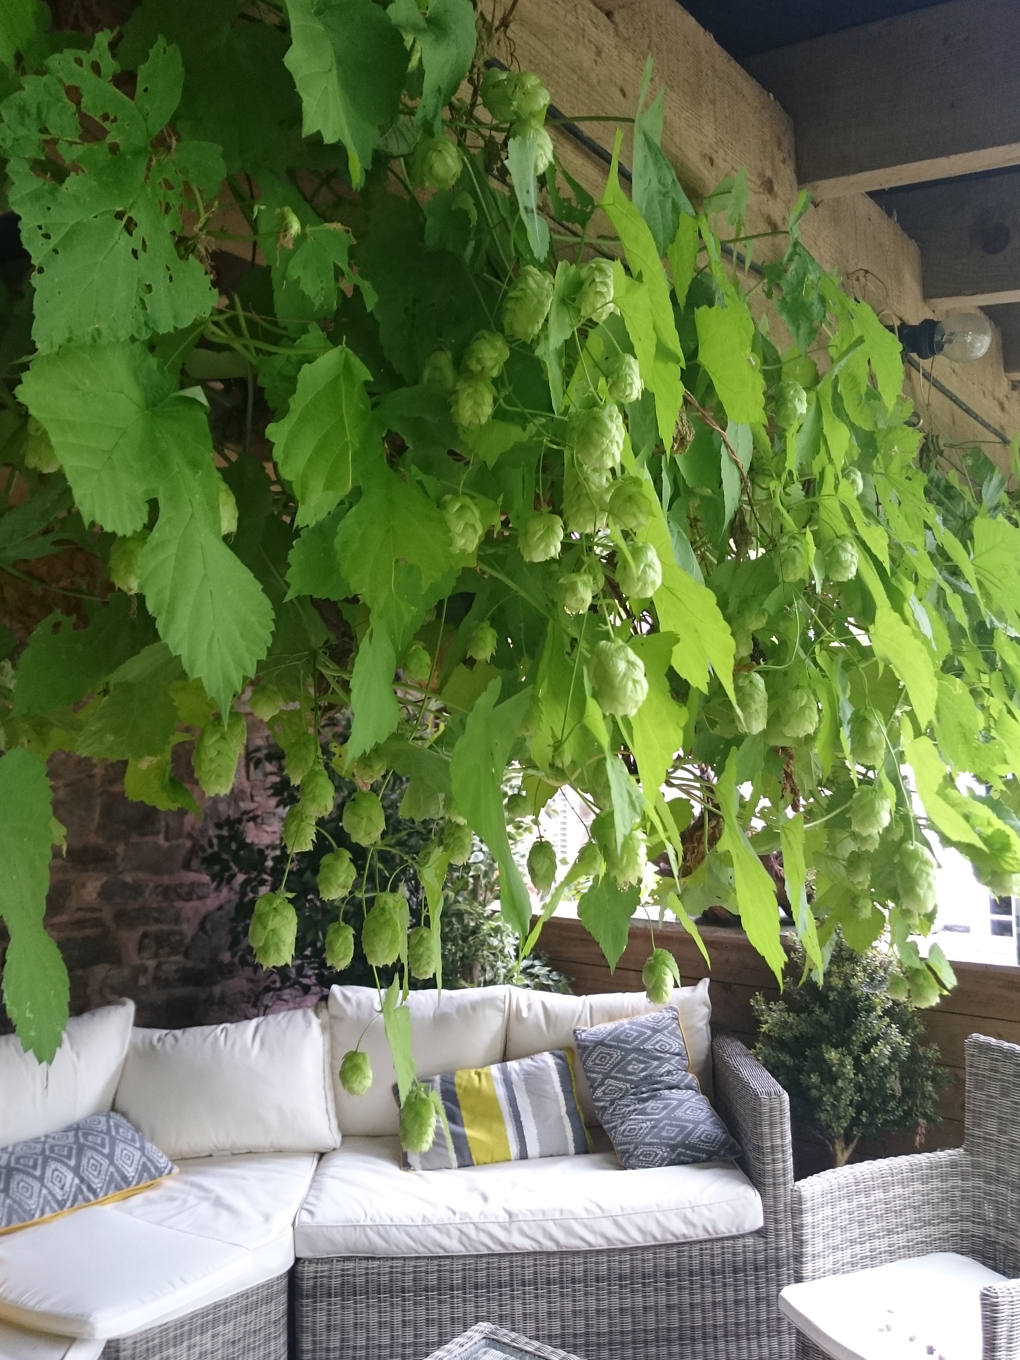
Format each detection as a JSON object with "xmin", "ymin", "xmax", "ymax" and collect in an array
[
  {"xmin": 0, "ymin": 1154, "xmax": 316, "ymax": 1340},
  {"xmin": 295, "ymin": 1136, "xmax": 762, "ymax": 1258}
]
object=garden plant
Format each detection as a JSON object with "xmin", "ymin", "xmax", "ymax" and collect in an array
[{"xmin": 1, "ymin": 0, "xmax": 1020, "ymax": 1150}]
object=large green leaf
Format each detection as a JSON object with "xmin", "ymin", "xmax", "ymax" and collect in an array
[
  {"xmin": 717, "ymin": 750, "xmax": 786, "ymax": 985},
  {"xmin": 0, "ymin": 748, "xmax": 68, "ymax": 1063},
  {"xmin": 347, "ymin": 623, "xmax": 401, "ymax": 759},
  {"xmin": 906, "ymin": 735, "xmax": 984, "ymax": 849},
  {"xmin": 779, "ymin": 813, "xmax": 822, "ymax": 974},
  {"xmin": 506, "ymin": 131, "xmax": 550, "ymax": 261},
  {"xmin": 578, "ymin": 876, "xmax": 641, "ymax": 972},
  {"xmin": 694, "ymin": 301, "xmax": 766, "ymax": 426},
  {"xmin": 286, "ymin": 507, "xmax": 350, "ymax": 602},
  {"xmin": 76, "ymin": 643, "xmax": 184, "ymax": 761},
  {"xmin": 382, "ymin": 979, "xmax": 417, "ymax": 1103},
  {"xmin": 387, "ymin": 0, "xmax": 476, "ymax": 131},
  {"xmin": 632, "ymin": 62, "xmax": 693, "ymax": 257},
  {"xmin": 13, "ymin": 598, "xmax": 156, "ymax": 717},
  {"xmin": 627, "ymin": 632, "xmax": 687, "ymax": 797},
  {"xmin": 267, "ymin": 346, "xmax": 378, "ymax": 527},
  {"xmin": 282, "ymin": 0, "xmax": 407, "ymax": 187}
]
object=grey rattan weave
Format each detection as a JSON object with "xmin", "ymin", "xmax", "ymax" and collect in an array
[
  {"xmin": 295, "ymin": 1036, "xmax": 795, "ymax": 1360},
  {"xmin": 791, "ymin": 1034, "xmax": 1020, "ymax": 1360},
  {"xmin": 424, "ymin": 1320, "xmax": 587, "ymax": 1360},
  {"xmin": 98, "ymin": 1273, "xmax": 288, "ymax": 1360}
]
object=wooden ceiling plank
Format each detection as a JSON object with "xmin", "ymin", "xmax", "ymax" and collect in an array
[
  {"xmin": 984, "ymin": 304, "xmax": 1020, "ymax": 375},
  {"xmin": 744, "ymin": 0, "xmax": 1020, "ymax": 199}
]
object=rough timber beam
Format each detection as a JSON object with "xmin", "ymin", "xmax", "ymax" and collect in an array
[
  {"xmin": 984, "ymin": 304, "xmax": 1020, "ymax": 375},
  {"xmin": 744, "ymin": 0, "xmax": 1020, "ymax": 200}
]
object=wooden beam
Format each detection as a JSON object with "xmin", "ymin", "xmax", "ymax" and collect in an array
[
  {"xmin": 744, "ymin": 1, "xmax": 1020, "ymax": 199},
  {"xmin": 985, "ymin": 303, "xmax": 1020, "ymax": 374},
  {"xmin": 875, "ymin": 170, "xmax": 1020, "ymax": 307}
]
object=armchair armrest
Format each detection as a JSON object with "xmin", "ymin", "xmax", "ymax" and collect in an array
[
  {"xmin": 793, "ymin": 1147, "xmax": 971, "ymax": 1281},
  {"xmin": 711, "ymin": 1035, "xmax": 793, "ymax": 1238},
  {"xmin": 981, "ymin": 1279, "xmax": 1020, "ymax": 1360}
]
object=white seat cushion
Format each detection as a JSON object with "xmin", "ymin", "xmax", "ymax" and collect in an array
[
  {"xmin": 0, "ymin": 1153, "xmax": 317, "ymax": 1340},
  {"xmin": 505, "ymin": 981, "xmax": 714, "ymax": 1123},
  {"xmin": 327, "ymin": 986, "xmax": 511, "ymax": 1136},
  {"xmin": 114, "ymin": 1007, "xmax": 339, "ymax": 1158},
  {"xmin": 0, "ymin": 1000, "xmax": 135, "ymax": 1149},
  {"xmin": 294, "ymin": 1135, "xmax": 762, "ymax": 1258},
  {"xmin": 0, "ymin": 1322, "xmax": 105, "ymax": 1360},
  {"xmin": 779, "ymin": 1252, "xmax": 1005, "ymax": 1360}
]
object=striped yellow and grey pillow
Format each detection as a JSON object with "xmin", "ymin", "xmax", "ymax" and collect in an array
[{"xmin": 396, "ymin": 1049, "xmax": 591, "ymax": 1171}]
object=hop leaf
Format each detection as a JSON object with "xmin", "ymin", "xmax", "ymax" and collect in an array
[
  {"xmin": 527, "ymin": 838, "xmax": 557, "ymax": 894},
  {"xmin": 301, "ymin": 765, "xmax": 336, "ymax": 819},
  {"xmin": 558, "ymin": 571, "xmax": 594, "ymax": 615},
  {"xmin": 850, "ymin": 786, "xmax": 893, "ymax": 839},
  {"xmin": 362, "ymin": 894, "xmax": 404, "ymax": 966},
  {"xmin": 774, "ymin": 380, "xmax": 808, "ymax": 430},
  {"xmin": 616, "ymin": 542, "xmax": 662, "ymax": 600},
  {"xmin": 343, "ymin": 790, "xmax": 386, "ymax": 846},
  {"xmin": 249, "ymin": 683, "xmax": 284, "ymax": 722},
  {"xmin": 193, "ymin": 711, "xmax": 247, "ymax": 796},
  {"xmin": 318, "ymin": 848, "xmax": 357, "ymax": 901},
  {"xmin": 407, "ymin": 925, "xmax": 438, "ymax": 979},
  {"xmin": 776, "ymin": 687, "xmax": 819, "ymax": 740},
  {"xmin": 642, "ymin": 947, "xmax": 679, "ymax": 1004},
  {"xmin": 325, "ymin": 920, "xmax": 355, "ymax": 971},
  {"xmin": 824, "ymin": 536, "xmax": 859, "ymax": 583},
  {"xmin": 284, "ymin": 732, "xmax": 319, "ymax": 784},
  {"xmin": 588, "ymin": 639, "xmax": 648, "ymax": 717},
  {"xmin": 734, "ymin": 670, "xmax": 768, "ymax": 735},
  {"xmin": 339, "ymin": 1048, "xmax": 373, "ymax": 1095},
  {"xmin": 283, "ymin": 800, "xmax": 318, "ymax": 853},
  {"xmin": 502, "ymin": 266, "xmax": 554, "ymax": 342},
  {"xmin": 463, "ymin": 330, "xmax": 509, "ymax": 380},
  {"xmin": 400, "ymin": 1085, "xmax": 438, "ymax": 1154},
  {"xmin": 850, "ymin": 709, "xmax": 886, "ymax": 768},
  {"xmin": 421, "ymin": 350, "xmax": 456, "ymax": 391},
  {"xmin": 442, "ymin": 494, "xmax": 485, "ymax": 553},
  {"xmin": 249, "ymin": 891, "xmax": 296, "ymax": 968},
  {"xmin": 109, "ymin": 532, "xmax": 148, "ymax": 595},
  {"xmin": 465, "ymin": 620, "xmax": 498, "ymax": 661},
  {"xmin": 607, "ymin": 475, "xmax": 651, "ymax": 532},
  {"xmin": 441, "ymin": 818, "xmax": 474, "ymax": 864},
  {"xmin": 777, "ymin": 533, "xmax": 809, "ymax": 581},
  {"xmin": 568, "ymin": 404, "xmax": 625, "ymax": 472},
  {"xmin": 576, "ymin": 258, "xmax": 615, "ymax": 324},
  {"xmin": 518, "ymin": 512, "xmax": 564, "ymax": 562},
  {"xmin": 896, "ymin": 841, "xmax": 937, "ymax": 921},
  {"xmin": 450, "ymin": 375, "xmax": 495, "ymax": 429},
  {"xmin": 606, "ymin": 353, "xmax": 642, "ymax": 405}
]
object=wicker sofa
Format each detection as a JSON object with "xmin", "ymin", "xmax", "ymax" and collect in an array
[{"xmin": 0, "ymin": 983, "xmax": 795, "ymax": 1360}]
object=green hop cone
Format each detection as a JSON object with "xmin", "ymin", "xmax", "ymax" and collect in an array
[
  {"xmin": 442, "ymin": 494, "xmax": 485, "ymax": 554},
  {"xmin": 109, "ymin": 531, "xmax": 148, "ymax": 595},
  {"xmin": 343, "ymin": 790, "xmax": 386, "ymax": 846},
  {"xmin": 608, "ymin": 827, "xmax": 647, "ymax": 888},
  {"xmin": 362, "ymin": 896, "xmax": 404, "ymax": 967},
  {"xmin": 502, "ymin": 266, "xmax": 554, "ymax": 342},
  {"xmin": 318, "ymin": 848, "xmax": 357, "ymax": 901},
  {"xmin": 352, "ymin": 748, "xmax": 386, "ymax": 785},
  {"xmin": 407, "ymin": 925, "xmax": 439, "ymax": 980},
  {"xmin": 463, "ymin": 329, "xmax": 510, "ymax": 380},
  {"xmin": 513, "ymin": 71, "xmax": 550, "ymax": 120},
  {"xmin": 465, "ymin": 620, "xmax": 498, "ymax": 662},
  {"xmin": 563, "ymin": 467, "xmax": 611, "ymax": 534},
  {"xmin": 249, "ymin": 683, "xmax": 283, "ymax": 722},
  {"xmin": 777, "ymin": 688, "xmax": 818, "ymax": 740},
  {"xmin": 401, "ymin": 641, "xmax": 432, "ymax": 682},
  {"xmin": 451, "ymin": 375, "xmax": 495, "ymax": 429},
  {"xmin": 642, "ymin": 948, "xmax": 679, "ymax": 1004},
  {"xmin": 339, "ymin": 1049, "xmax": 373, "ymax": 1096},
  {"xmin": 24, "ymin": 416, "xmax": 60, "ymax": 472},
  {"xmin": 441, "ymin": 819, "xmax": 474, "ymax": 863},
  {"xmin": 887, "ymin": 971, "xmax": 910, "ymax": 1003},
  {"xmin": 558, "ymin": 571, "xmax": 594, "ymax": 615},
  {"xmin": 823, "ymin": 536, "xmax": 859, "ymax": 583},
  {"xmin": 400, "ymin": 1086, "xmax": 438, "ymax": 1155},
  {"xmin": 776, "ymin": 533, "xmax": 809, "ymax": 581},
  {"xmin": 301, "ymin": 766, "xmax": 335, "ymax": 819},
  {"xmin": 283, "ymin": 800, "xmax": 318, "ymax": 853},
  {"xmin": 897, "ymin": 841, "xmax": 937, "ymax": 919},
  {"xmin": 569, "ymin": 404, "xmax": 625, "ymax": 471},
  {"xmin": 528, "ymin": 839, "xmax": 558, "ymax": 894},
  {"xmin": 325, "ymin": 920, "xmax": 355, "ymax": 971},
  {"xmin": 850, "ymin": 787, "xmax": 893, "ymax": 839},
  {"xmin": 517, "ymin": 124, "xmax": 554, "ymax": 175},
  {"xmin": 506, "ymin": 792, "xmax": 530, "ymax": 819},
  {"xmin": 421, "ymin": 350, "xmax": 456, "ymax": 391},
  {"xmin": 616, "ymin": 542, "xmax": 662, "ymax": 599},
  {"xmin": 607, "ymin": 475, "xmax": 651, "ymax": 532},
  {"xmin": 570, "ymin": 840, "xmax": 604, "ymax": 880},
  {"xmin": 774, "ymin": 380, "xmax": 808, "ymax": 431},
  {"xmin": 734, "ymin": 670, "xmax": 768, "ymax": 736},
  {"xmin": 480, "ymin": 66, "xmax": 518, "ymax": 121},
  {"xmin": 606, "ymin": 353, "xmax": 642, "ymax": 405},
  {"xmin": 974, "ymin": 862, "xmax": 1019, "ymax": 898},
  {"xmin": 905, "ymin": 964, "xmax": 941, "ymax": 1009},
  {"xmin": 576, "ymin": 258, "xmax": 615, "ymax": 324},
  {"xmin": 193, "ymin": 711, "xmax": 247, "ymax": 796},
  {"xmin": 850, "ymin": 709, "xmax": 886, "ymax": 768},
  {"xmin": 846, "ymin": 893, "xmax": 874, "ymax": 922},
  {"xmin": 518, "ymin": 512, "xmax": 564, "ymax": 563},
  {"xmin": 249, "ymin": 890, "xmax": 296, "ymax": 968},
  {"xmin": 218, "ymin": 478, "xmax": 238, "ymax": 537},
  {"xmin": 845, "ymin": 466, "xmax": 865, "ymax": 496},
  {"xmin": 845, "ymin": 849, "xmax": 871, "ymax": 891},
  {"xmin": 413, "ymin": 136, "xmax": 462, "ymax": 190},
  {"xmin": 589, "ymin": 639, "xmax": 648, "ymax": 717},
  {"xmin": 284, "ymin": 732, "xmax": 318, "ymax": 784}
]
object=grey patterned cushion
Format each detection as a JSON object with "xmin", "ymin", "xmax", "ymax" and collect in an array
[
  {"xmin": 0, "ymin": 1111, "xmax": 174, "ymax": 1234},
  {"xmin": 574, "ymin": 1009, "xmax": 741, "ymax": 1169}
]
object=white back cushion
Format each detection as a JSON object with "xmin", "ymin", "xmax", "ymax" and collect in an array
[
  {"xmin": 327, "ymin": 986, "xmax": 510, "ymax": 1136},
  {"xmin": 505, "ymin": 980, "xmax": 714, "ymax": 1125},
  {"xmin": 114, "ymin": 1007, "xmax": 340, "ymax": 1159},
  {"xmin": 0, "ymin": 999, "xmax": 135, "ymax": 1149}
]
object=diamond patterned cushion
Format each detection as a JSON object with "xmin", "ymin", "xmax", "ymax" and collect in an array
[
  {"xmin": 0, "ymin": 1111, "xmax": 174, "ymax": 1235},
  {"xmin": 574, "ymin": 1009, "xmax": 741, "ymax": 1169}
]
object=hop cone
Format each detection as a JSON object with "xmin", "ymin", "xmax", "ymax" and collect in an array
[
  {"xmin": 421, "ymin": 350, "xmax": 456, "ymax": 391},
  {"xmin": 339, "ymin": 1049, "xmax": 373, "ymax": 1096},
  {"xmin": 249, "ymin": 891, "xmax": 296, "ymax": 968},
  {"xmin": 463, "ymin": 330, "xmax": 509, "ymax": 379},
  {"xmin": 441, "ymin": 819, "xmax": 473, "ymax": 864},
  {"xmin": 897, "ymin": 842, "xmax": 937, "ymax": 920},
  {"xmin": 607, "ymin": 475, "xmax": 651, "ymax": 532},
  {"xmin": 734, "ymin": 671, "xmax": 768, "ymax": 736},
  {"xmin": 502, "ymin": 266, "xmax": 554, "ymax": 342},
  {"xmin": 616, "ymin": 541, "xmax": 661, "ymax": 599},
  {"xmin": 325, "ymin": 921, "xmax": 355, "ymax": 971},
  {"xmin": 850, "ymin": 709, "xmax": 886, "ymax": 767},
  {"xmin": 824, "ymin": 536, "xmax": 858, "ymax": 583},
  {"xmin": 568, "ymin": 404, "xmax": 625, "ymax": 472},
  {"xmin": 576, "ymin": 258, "xmax": 615, "ymax": 324},
  {"xmin": 413, "ymin": 136, "xmax": 462, "ymax": 190},
  {"xmin": 642, "ymin": 947, "xmax": 678, "ymax": 1004},
  {"xmin": 318, "ymin": 848, "xmax": 356, "ymax": 901},
  {"xmin": 193, "ymin": 711, "xmax": 247, "ymax": 796},
  {"xmin": 109, "ymin": 532, "xmax": 147, "ymax": 595},
  {"xmin": 283, "ymin": 801, "xmax": 317, "ymax": 853},
  {"xmin": 249, "ymin": 682, "xmax": 283, "ymax": 722},
  {"xmin": 518, "ymin": 512, "xmax": 564, "ymax": 562},
  {"xmin": 400, "ymin": 1087, "xmax": 438, "ymax": 1154},
  {"xmin": 588, "ymin": 639, "xmax": 648, "ymax": 717},
  {"xmin": 777, "ymin": 688, "xmax": 818, "ymax": 739},
  {"xmin": 465, "ymin": 620, "xmax": 498, "ymax": 661},
  {"xmin": 442, "ymin": 494, "xmax": 484, "ymax": 554},
  {"xmin": 301, "ymin": 766, "xmax": 335, "ymax": 819},
  {"xmin": 451, "ymin": 376, "xmax": 495, "ymax": 429},
  {"xmin": 563, "ymin": 468, "xmax": 611, "ymax": 534},
  {"xmin": 774, "ymin": 380, "xmax": 808, "ymax": 430},
  {"xmin": 284, "ymin": 732, "xmax": 318, "ymax": 783},
  {"xmin": 776, "ymin": 533, "xmax": 809, "ymax": 581},
  {"xmin": 607, "ymin": 353, "xmax": 642, "ymax": 404},
  {"xmin": 362, "ymin": 897, "xmax": 403, "ymax": 967},
  {"xmin": 408, "ymin": 925, "xmax": 438, "ymax": 980},
  {"xmin": 558, "ymin": 571, "xmax": 594, "ymax": 615},
  {"xmin": 343, "ymin": 791, "xmax": 386, "ymax": 846},
  {"xmin": 528, "ymin": 839, "xmax": 557, "ymax": 894},
  {"xmin": 850, "ymin": 787, "xmax": 892, "ymax": 839}
]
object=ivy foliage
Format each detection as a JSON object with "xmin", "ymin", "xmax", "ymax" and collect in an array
[{"xmin": 0, "ymin": 5, "xmax": 1018, "ymax": 1130}]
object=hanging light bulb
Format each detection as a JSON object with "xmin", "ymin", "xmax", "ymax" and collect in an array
[{"xmin": 896, "ymin": 310, "xmax": 993, "ymax": 363}]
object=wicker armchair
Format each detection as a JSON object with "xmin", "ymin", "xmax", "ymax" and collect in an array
[
  {"xmin": 294, "ymin": 1035, "xmax": 796, "ymax": 1360},
  {"xmin": 789, "ymin": 1033, "xmax": 1020, "ymax": 1360}
]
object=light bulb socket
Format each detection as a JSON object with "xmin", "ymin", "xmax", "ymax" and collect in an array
[{"xmin": 896, "ymin": 319, "xmax": 942, "ymax": 360}]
